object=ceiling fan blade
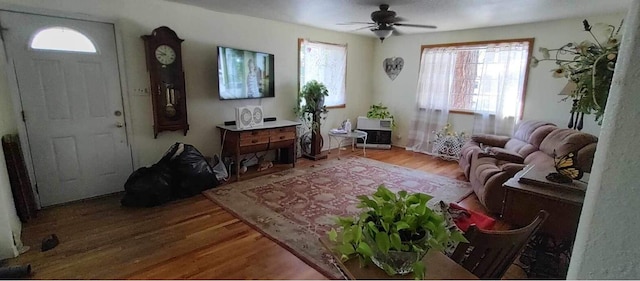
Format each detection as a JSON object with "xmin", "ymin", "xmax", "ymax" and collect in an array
[
  {"xmin": 392, "ymin": 27, "xmax": 404, "ymax": 36},
  {"xmin": 394, "ymin": 23, "xmax": 437, "ymax": 29},
  {"xmin": 392, "ymin": 16, "xmax": 407, "ymax": 22},
  {"xmin": 353, "ymin": 25, "xmax": 377, "ymax": 31},
  {"xmin": 337, "ymin": 21, "xmax": 375, "ymax": 25}
]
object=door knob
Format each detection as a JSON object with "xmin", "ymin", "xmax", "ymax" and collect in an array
[{"xmin": 116, "ymin": 122, "xmax": 124, "ymax": 128}]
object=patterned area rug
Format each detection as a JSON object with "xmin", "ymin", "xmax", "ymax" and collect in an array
[{"xmin": 202, "ymin": 156, "xmax": 473, "ymax": 279}]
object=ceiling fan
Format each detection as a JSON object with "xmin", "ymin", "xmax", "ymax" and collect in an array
[{"xmin": 338, "ymin": 4, "xmax": 437, "ymax": 42}]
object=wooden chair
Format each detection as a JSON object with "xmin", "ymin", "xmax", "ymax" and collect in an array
[{"xmin": 450, "ymin": 210, "xmax": 549, "ymax": 279}]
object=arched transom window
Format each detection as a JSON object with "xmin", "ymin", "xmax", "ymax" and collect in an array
[{"xmin": 30, "ymin": 27, "xmax": 97, "ymax": 53}]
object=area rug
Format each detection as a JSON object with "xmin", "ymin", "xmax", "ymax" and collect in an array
[{"xmin": 202, "ymin": 156, "xmax": 473, "ymax": 279}]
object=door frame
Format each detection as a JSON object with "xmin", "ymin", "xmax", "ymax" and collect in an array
[{"xmin": 0, "ymin": 4, "xmax": 137, "ymax": 208}]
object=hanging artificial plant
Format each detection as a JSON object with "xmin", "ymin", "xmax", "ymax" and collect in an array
[{"xmin": 531, "ymin": 19, "xmax": 623, "ymax": 124}]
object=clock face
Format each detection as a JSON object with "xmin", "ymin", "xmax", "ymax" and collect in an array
[{"xmin": 155, "ymin": 45, "xmax": 176, "ymax": 65}]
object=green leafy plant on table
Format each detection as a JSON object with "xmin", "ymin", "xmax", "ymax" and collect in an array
[
  {"xmin": 366, "ymin": 103, "xmax": 396, "ymax": 129},
  {"xmin": 327, "ymin": 185, "xmax": 467, "ymax": 279}
]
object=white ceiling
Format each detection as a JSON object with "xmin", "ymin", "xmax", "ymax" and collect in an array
[{"xmin": 166, "ymin": 0, "xmax": 631, "ymax": 37}]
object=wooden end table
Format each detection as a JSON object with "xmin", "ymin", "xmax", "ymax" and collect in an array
[
  {"xmin": 502, "ymin": 176, "xmax": 584, "ymax": 240},
  {"xmin": 502, "ymin": 170, "xmax": 586, "ymax": 278}
]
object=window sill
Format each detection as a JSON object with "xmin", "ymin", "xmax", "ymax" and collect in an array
[
  {"xmin": 449, "ymin": 109, "xmax": 476, "ymax": 115},
  {"xmin": 326, "ymin": 104, "xmax": 346, "ymax": 109}
]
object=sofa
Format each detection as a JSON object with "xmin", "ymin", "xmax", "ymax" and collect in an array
[{"xmin": 458, "ymin": 120, "xmax": 598, "ymax": 214}]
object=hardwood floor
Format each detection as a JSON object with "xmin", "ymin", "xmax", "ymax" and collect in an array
[{"xmin": 4, "ymin": 147, "xmax": 521, "ymax": 279}]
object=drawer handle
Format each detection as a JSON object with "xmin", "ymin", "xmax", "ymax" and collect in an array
[
  {"xmin": 251, "ymin": 139, "xmax": 258, "ymax": 143},
  {"xmin": 279, "ymin": 136, "xmax": 285, "ymax": 140}
]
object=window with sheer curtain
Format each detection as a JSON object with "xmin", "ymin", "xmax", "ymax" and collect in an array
[
  {"xmin": 298, "ymin": 39, "xmax": 347, "ymax": 107},
  {"xmin": 418, "ymin": 39, "xmax": 532, "ymax": 116},
  {"xmin": 408, "ymin": 39, "xmax": 533, "ymax": 152}
]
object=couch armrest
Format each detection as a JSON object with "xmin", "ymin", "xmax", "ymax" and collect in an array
[
  {"xmin": 500, "ymin": 163, "xmax": 526, "ymax": 175},
  {"xmin": 490, "ymin": 147, "xmax": 525, "ymax": 164},
  {"xmin": 471, "ymin": 134, "xmax": 510, "ymax": 148}
]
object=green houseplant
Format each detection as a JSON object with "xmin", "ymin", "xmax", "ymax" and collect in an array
[
  {"xmin": 366, "ymin": 102, "xmax": 395, "ymax": 128},
  {"xmin": 327, "ymin": 185, "xmax": 467, "ymax": 279},
  {"xmin": 294, "ymin": 80, "xmax": 329, "ymax": 159},
  {"xmin": 531, "ymin": 19, "xmax": 622, "ymax": 124}
]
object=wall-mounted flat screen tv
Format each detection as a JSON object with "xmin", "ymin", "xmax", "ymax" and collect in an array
[{"xmin": 217, "ymin": 46, "xmax": 275, "ymax": 100}]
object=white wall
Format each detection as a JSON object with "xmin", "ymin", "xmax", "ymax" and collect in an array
[
  {"xmin": 568, "ymin": 2, "xmax": 640, "ymax": 278},
  {"xmin": 0, "ymin": 0, "xmax": 374, "ymax": 167},
  {"xmin": 0, "ymin": 35, "xmax": 20, "ymax": 259},
  {"xmin": 372, "ymin": 13, "xmax": 625, "ymax": 145},
  {"xmin": 0, "ymin": 0, "xmax": 374, "ymax": 258}
]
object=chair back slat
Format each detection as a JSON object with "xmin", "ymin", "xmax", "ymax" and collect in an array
[{"xmin": 450, "ymin": 210, "xmax": 549, "ymax": 279}]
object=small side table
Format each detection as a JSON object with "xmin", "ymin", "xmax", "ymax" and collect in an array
[{"xmin": 328, "ymin": 130, "xmax": 367, "ymax": 158}]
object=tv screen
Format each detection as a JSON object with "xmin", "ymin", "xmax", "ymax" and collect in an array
[{"xmin": 217, "ymin": 46, "xmax": 275, "ymax": 100}]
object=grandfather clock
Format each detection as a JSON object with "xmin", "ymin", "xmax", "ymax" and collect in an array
[{"xmin": 142, "ymin": 26, "xmax": 189, "ymax": 138}]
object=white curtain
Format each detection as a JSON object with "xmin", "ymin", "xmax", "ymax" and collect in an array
[
  {"xmin": 299, "ymin": 39, "xmax": 347, "ymax": 107},
  {"xmin": 471, "ymin": 42, "xmax": 529, "ymax": 135},
  {"xmin": 406, "ymin": 48, "xmax": 456, "ymax": 154}
]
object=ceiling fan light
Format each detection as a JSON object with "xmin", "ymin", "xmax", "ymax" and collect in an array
[{"xmin": 372, "ymin": 29, "xmax": 393, "ymax": 42}]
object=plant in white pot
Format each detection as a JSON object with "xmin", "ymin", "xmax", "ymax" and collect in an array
[{"xmin": 327, "ymin": 185, "xmax": 467, "ymax": 279}]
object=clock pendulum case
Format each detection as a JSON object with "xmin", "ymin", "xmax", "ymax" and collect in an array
[{"xmin": 142, "ymin": 26, "xmax": 189, "ymax": 138}]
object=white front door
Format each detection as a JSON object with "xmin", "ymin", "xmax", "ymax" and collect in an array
[{"xmin": 0, "ymin": 11, "xmax": 133, "ymax": 207}]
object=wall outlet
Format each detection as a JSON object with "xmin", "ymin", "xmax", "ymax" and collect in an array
[{"xmin": 132, "ymin": 88, "xmax": 149, "ymax": 96}]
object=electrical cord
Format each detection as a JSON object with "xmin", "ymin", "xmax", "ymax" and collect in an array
[{"xmin": 218, "ymin": 130, "xmax": 230, "ymax": 182}]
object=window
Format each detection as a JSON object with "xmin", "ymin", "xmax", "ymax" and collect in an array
[
  {"xmin": 418, "ymin": 39, "xmax": 532, "ymax": 116},
  {"xmin": 298, "ymin": 39, "xmax": 347, "ymax": 107},
  {"xmin": 30, "ymin": 27, "xmax": 97, "ymax": 53}
]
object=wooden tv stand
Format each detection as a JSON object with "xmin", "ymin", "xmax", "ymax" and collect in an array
[{"xmin": 217, "ymin": 120, "xmax": 300, "ymax": 181}]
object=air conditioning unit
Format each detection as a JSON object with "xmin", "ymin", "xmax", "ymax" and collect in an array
[
  {"xmin": 356, "ymin": 116, "xmax": 392, "ymax": 149},
  {"xmin": 235, "ymin": 105, "xmax": 264, "ymax": 129}
]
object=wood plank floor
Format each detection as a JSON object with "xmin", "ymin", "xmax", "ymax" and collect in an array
[{"xmin": 4, "ymin": 147, "xmax": 521, "ymax": 279}]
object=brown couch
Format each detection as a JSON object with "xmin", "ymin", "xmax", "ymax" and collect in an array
[{"xmin": 458, "ymin": 120, "xmax": 598, "ymax": 214}]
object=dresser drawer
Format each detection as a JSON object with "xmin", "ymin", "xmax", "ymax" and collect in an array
[
  {"xmin": 240, "ymin": 129, "xmax": 270, "ymax": 139},
  {"xmin": 271, "ymin": 131, "xmax": 296, "ymax": 142},
  {"xmin": 239, "ymin": 135, "xmax": 270, "ymax": 146},
  {"xmin": 272, "ymin": 126, "xmax": 296, "ymax": 133}
]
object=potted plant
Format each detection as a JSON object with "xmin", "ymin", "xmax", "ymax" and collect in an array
[
  {"xmin": 531, "ymin": 19, "xmax": 622, "ymax": 125},
  {"xmin": 366, "ymin": 102, "xmax": 395, "ymax": 129},
  {"xmin": 294, "ymin": 80, "xmax": 329, "ymax": 159},
  {"xmin": 327, "ymin": 185, "xmax": 467, "ymax": 279}
]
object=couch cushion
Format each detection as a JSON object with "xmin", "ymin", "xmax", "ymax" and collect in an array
[
  {"xmin": 504, "ymin": 139, "xmax": 537, "ymax": 158},
  {"xmin": 528, "ymin": 124, "xmax": 557, "ymax": 148},
  {"xmin": 474, "ymin": 159, "xmax": 505, "ymax": 184},
  {"xmin": 539, "ymin": 128, "xmax": 598, "ymax": 159},
  {"xmin": 512, "ymin": 120, "xmax": 556, "ymax": 143},
  {"xmin": 459, "ymin": 140, "xmax": 483, "ymax": 179},
  {"xmin": 471, "ymin": 134, "xmax": 510, "ymax": 147},
  {"xmin": 524, "ymin": 151, "xmax": 555, "ymax": 171},
  {"xmin": 489, "ymin": 147, "xmax": 524, "ymax": 164}
]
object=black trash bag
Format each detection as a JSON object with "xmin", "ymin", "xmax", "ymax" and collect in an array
[
  {"xmin": 0, "ymin": 264, "xmax": 31, "ymax": 279},
  {"xmin": 120, "ymin": 163, "xmax": 175, "ymax": 207},
  {"xmin": 168, "ymin": 143, "xmax": 219, "ymax": 198}
]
